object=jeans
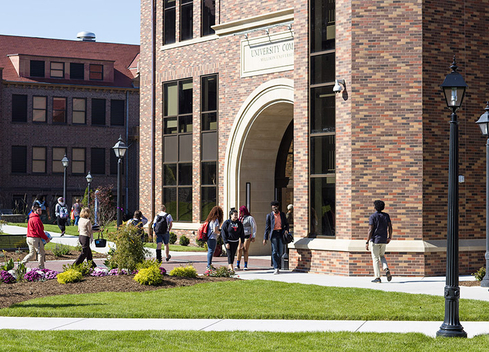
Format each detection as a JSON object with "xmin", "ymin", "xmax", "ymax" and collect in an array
[
  {"xmin": 370, "ymin": 242, "xmax": 389, "ymax": 278},
  {"xmin": 270, "ymin": 231, "xmax": 284, "ymax": 269},
  {"xmin": 207, "ymin": 238, "xmax": 217, "ymax": 267},
  {"xmin": 74, "ymin": 216, "xmax": 80, "ymax": 226}
]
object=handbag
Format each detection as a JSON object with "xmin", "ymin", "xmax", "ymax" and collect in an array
[
  {"xmin": 94, "ymin": 232, "xmax": 107, "ymax": 247},
  {"xmin": 283, "ymin": 231, "xmax": 294, "ymax": 244}
]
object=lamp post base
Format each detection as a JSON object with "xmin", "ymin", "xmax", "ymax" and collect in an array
[
  {"xmin": 436, "ymin": 324, "xmax": 467, "ymax": 338},
  {"xmin": 481, "ymin": 277, "xmax": 489, "ymax": 287}
]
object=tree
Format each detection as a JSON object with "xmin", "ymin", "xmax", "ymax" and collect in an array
[{"xmin": 92, "ymin": 185, "xmax": 116, "ymax": 232}]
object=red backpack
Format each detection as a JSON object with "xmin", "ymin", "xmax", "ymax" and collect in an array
[{"xmin": 197, "ymin": 221, "xmax": 209, "ymax": 242}]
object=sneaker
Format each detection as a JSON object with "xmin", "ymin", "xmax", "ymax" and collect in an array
[
  {"xmin": 234, "ymin": 266, "xmax": 240, "ymax": 270},
  {"xmin": 166, "ymin": 255, "xmax": 171, "ymax": 262},
  {"xmin": 243, "ymin": 267, "xmax": 248, "ymax": 271},
  {"xmin": 274, "ymin": 269, "xmax": 280, "ymax": 275},
  {"xmin": 60, "ymin": 232, "xmax": 65, "ymax": 237},
  {"xmin": 371, "ymin": 278, "xmax": 381, "ymax": 283},
  {"xmin": 385, "ymin": 269, "xmax": 392, "ymax": 282}
]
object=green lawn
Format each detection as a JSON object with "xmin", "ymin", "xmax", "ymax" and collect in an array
[
  {"xmin": 3, "ymin": 280, "xmax": 489, "ymax": 322},
  {"xmin": 0, "ymin": 330, "xmax": 488, "ymax": 351}
]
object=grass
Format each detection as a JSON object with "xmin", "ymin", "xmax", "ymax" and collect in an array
[
  {"xmin": 3, "ymin": 280, "xmax": 489, "ymax": 321},
  {"xmin": 0, "ymin": 330, "xmax": 488, "ymax": 351},
  {"xmin": 7, "ymin": 222, "xmax": 80, "ymax": 236}
]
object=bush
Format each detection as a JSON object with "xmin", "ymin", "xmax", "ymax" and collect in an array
[
  {"xmin": 134, "ymin": 265, "xmax": 163, "ymax": 285},
  {"xmin": 62, "ymin": 261, "xmax": 93, "ymax": 276},
  {"xmin": 196, "ymin": 238, "xmax": 206, "ymax": 248},
  {"xmin": 136, "ymin": 258, "xmax": 161, "ymax": 270},
  {"xmin": 52, "ymin": 244, "xmax": 71, "ymax": 257},
  {"xmin": 169, "ymin": 265, "xmax": 197, "ymax": 278},
  {"xmin": 204, "ymin": 266, "xmax": 235, "ymax": 277},
  {"xmin": 107, "ymin": 225, "xmax": 150, "ymax": 272},
  {"xmin": 57, "ymin": 269, "xmax": 83, "ymax": 284},
  {"xmin": 179, "ymin": 235, "xmax": 190, "ymax": 246},
  {"xmin": 473, "ymin": 266, "xmax": 486, "ymax": 281},
  {"xmin": 169, "ymin": 232, "xmax": 177, "ymax": 244}
]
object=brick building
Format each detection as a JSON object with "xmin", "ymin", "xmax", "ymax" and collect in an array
[
  {"xmin": 0, "ymin": 34, "xmax": 140, "ymax": 221},
  {"xmin": 139, "ymin": 0, "xmax": 489, "ymax": 276}
]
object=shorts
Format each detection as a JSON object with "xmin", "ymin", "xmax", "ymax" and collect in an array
[{"xmin": 156, "ymin": 232, "xmax": 170, "ymax": 245}]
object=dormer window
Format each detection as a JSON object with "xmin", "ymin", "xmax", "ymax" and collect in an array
[
  {"xmin": 89, "ymin": 64, "xmax": 103, "ymax": 80},
  {"xmin": 30, "ymin": 60, "xmax": 45, "ymax": 77},
  {"xmin": 50, "ymin": 62, "xmax": 64, "ymax": 78}
]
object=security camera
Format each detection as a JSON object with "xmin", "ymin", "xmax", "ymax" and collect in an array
[{"xmin": 333, "ymin": 79, "xmax": 345, "ymax": 94}]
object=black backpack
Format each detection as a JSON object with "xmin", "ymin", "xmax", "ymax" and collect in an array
[{"xmin": 154, "ymin": 214, "xmax": 168, "ymax": 234}]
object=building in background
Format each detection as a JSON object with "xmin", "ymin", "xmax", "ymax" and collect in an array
[
  {"xmin": 0, "ymin": 34, "xmax": 140, "ymax": 221},
  {"xmin": 139, "ymin": 0, "xmax": 489, "ymax": 276}
]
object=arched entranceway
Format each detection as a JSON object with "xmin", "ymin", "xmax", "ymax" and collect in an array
[{"xmin": 224, "ymin": 79, "xmax": 294, "ymax": 255}]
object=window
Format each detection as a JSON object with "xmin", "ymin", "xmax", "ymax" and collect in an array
[
  {"xmin": 33, "ymin": 96, "xmax": 47, "ymax": 123},
  {"xmin": 73, "ymin": 98, "xmax": 86, "ymax": 124},
  {"xmin": 164, "ymin": 0, "xmax": 176, "ymax": 44},
  {"xmin": 89, "ymin": 64, "xmax": 103, "ymax": 80},
  {"xmin": 201, "ymin": 75, "xmax": 218, "ymax": 220},
  {"xmin": 12, "ymin": 94, "xmax": 27, "ymax": 122},
  {"xmin": 91, "ymin": 148, "xmax": 105, "ymax": 175},
  {"xmin": 52, "ymin": 147, "xmax": 67, "ymax": 173},
  {"xmin": 72, "ymin": 148, "xmax": 85, "ymax": 174},
  {"xmin": 52, "ymin": 97, "xmax": 67, "ymax": 123},
  {"xmin": 309, "ymin": 0, "xmax": 336, "ymax": 237},
  {"xmin": 70, "ymin": 63, "xmax": 84, "ymax": 80},
  {"xmin": 110, "ymin": 100, "xmax": 125, "ymax": 126},
  {"xmin": 30, "ymin": 60, "xmax": 45, "ymax": 77},
  {"xmin": 202, "ymin": 0, "xmax": 215, "ymax": 36},
  {"xmin": 32, "ymin": 147, "xmax": 46, "ymax": 173},
  {"xmin": 163, "ymin": 79, "xmax": 193, "ymax": 221},
  {"xmin": 50, "ymin": 62, "xmax": 64, "ymax": 78},
  {"xmin": 92, "ymin": 99, "xmax": 106, "ymax": 125},
  {"xmin": 180, "ymin": 0, "xmax": 193, "ymax": 41},
  {"xmin": 11, "ymin": 146, "xmax": 27, "ymax": 173}
]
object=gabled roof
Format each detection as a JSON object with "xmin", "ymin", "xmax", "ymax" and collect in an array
[{"xmin": 0, "ymin": 34, "xmax": 139, "ymax": 88}]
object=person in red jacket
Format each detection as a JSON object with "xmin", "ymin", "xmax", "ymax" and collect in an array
[{"xmin": 20, "ymin": 203, "xmax": 50, "ymax": 269}]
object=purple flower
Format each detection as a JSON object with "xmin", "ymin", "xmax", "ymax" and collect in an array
[
  {"xmin": 1, "ymin": 270, "xmax": 16, "ymax": 284},
  {"xmin": 160, "ymin": 267, "xmax": 167, "ymax": 275},
  {"xmin": 90, "ymin": 268, "xmax": 108, "ymax": 277}
]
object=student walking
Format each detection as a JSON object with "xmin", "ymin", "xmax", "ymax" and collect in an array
[
  {"xmin": 236, "ymin": 206, "xmax": 256, "ymax": 270},
  {"xmin": 21, "ymin": 203, "xmax": 50, "ymax": 269},
  {"xmin": 152, "ymin": 205, "xmax": 173, "ymax": 262},
  {"xmin": 263, "ymin": 200, "xmax": 289, "ymax": 275},
  {"xmin": 74, "ymin": 208, "xmax": 95, "ymax": 266},
  {"xmin": 221, "ymin": 208, "xmax": 244, "ymax": 271},
  {"xmin": 55, "ymin": 197, "xmax": 69, "ymax": 236},
  {"xmin": 204, "ymin": 206, "xmax": 223, "ymax": 269}
]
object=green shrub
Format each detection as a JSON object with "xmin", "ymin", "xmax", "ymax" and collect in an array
[
  {"xmin": 136, "ymin": 258, "xmax": 161, "ymax": 270},
  {"xmin": 52, "ymin": 244, "xmax": 71, "ymax": 257},
  {"xmin": 179, "ymin": 235, "xmax": 190, "ymax": 246},
  {"xmin": 134, "ymin": 265, "xmax": 163, "ymax": 285},
  {"xmin": 205, "ymin": 266, "xmax": 235, "ymax": 277},
  {"xmin": 62, "ymin": 261, "xmax": 93, "ymax": 276},
  {"xmin": 195, "ymin": 238, "xmax": 206, "ymax": 248},
  {"xmin": 169, "ymin": 232, "xmax": 177, "ymax": 244},
  {"xmin": 104, "ymin": 248, "xmax": 117, "ymax": 270},
  {"xmin": 57, "ymin": 269, "xmax": 83, "ymax": 284},
  {"xmin": 107, "ymin": 226, "xmax": 150, "ymax": 272},
  {"xmin": 169, "ymin": 265, "xmax": 197, "ymax": 278},
  {"xmin": 473, "ymin": 266, "xmax": 486, "ymax": 281}
]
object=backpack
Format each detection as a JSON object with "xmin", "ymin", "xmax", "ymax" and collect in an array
[
  {"xmin": 59, "ymin": 206, "xmax": 68, "ymax": 219},
  {"xmin": 197, "ymin": 221, "xmax": 209, "ymax": 242},
  {"xmin": 154, "ymin": 214, "xmax": 168, "ymax": 234}
]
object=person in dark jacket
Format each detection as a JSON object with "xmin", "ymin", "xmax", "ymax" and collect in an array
[
  {"xmin": 21, "ymin": 203, "xmax": 50, "ymax": 269},
  {"xmin": 221, "ymin": 208, "xmax": 244, "ymax": 271},
  {"xmin": 263, "ymin": 200, "xmax": 289, "ymax": 275}
]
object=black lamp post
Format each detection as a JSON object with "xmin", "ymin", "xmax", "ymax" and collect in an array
[
  {"xmin": 476, "ymin": 103, "xmax": 489, "ymax": 287},
  {"xmin": 436, "ymin": 57, "xmax": 468, "ymax": 338},
  {"xmin": 112, "ymin": 136, "xmax": 127, "ymax": 227},
  {"xmin": 61, "ymin": 154, "xmax": 69, "ymax": 203},
  {"xmin": 86, "ymin": 171, "xmax": 92, "ymax": 210}
]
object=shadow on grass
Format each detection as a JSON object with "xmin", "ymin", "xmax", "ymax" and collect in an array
[{"xmin": 10, "ymin": 303, "xmax": 105, "ymax": 308}]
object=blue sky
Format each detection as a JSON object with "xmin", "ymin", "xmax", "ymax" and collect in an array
[{"xmin": 0, "ymin": 0, "xmax": 140, "ymax": 44}]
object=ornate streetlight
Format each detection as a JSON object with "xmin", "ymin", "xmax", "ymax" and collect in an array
[
  {"xmin": 436, "ymin": 57, "xmax": 467, "ymax": 338},
  {"xmin": 112, "ymin": 136, "xmax": 128, "ymax": 227},
  {"xmin": 61, "ymin": 154, "xmax": 69, "ymax": 203},
  {"xmin": 86, "ymin": 171, "xmax": 92, "ymax": 210}
]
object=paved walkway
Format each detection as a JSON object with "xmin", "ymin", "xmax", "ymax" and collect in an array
[{"xmin": 2, "ymin": 224, "xmax": 489, "ymax": 337}]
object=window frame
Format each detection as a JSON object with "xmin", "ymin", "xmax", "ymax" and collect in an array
[
  {"xmin": 52, "ymin": 97, "xmax": 67, "ymax": 124},
  {"xmin": 11, "ymin": 146, "xmax": 27, "ymax": 174},
  {"xmin": 50, "ymin": 61, "xmax": 65, "ymax": 78},
  {"xmin": 70, "ymin": 63, "xmax": 85, "ymax": 80},
  {"xmin": 163, "ymin": 0, "xmax": 176, "ymax": 45},
  {"xmin": 91, "ymin": 148, "xmax": 106, "ymax": 175},
  {"xmin": 180, "ymin": 0, "xmax": 194, "ymax": 41},
  {"xmin": 72, "ymin": 98, "xmax": 87, "ymax": 125},
  {"xmin": 52, "ymin": 147, "xmax": 67, "ymax": 174},
  {"xmin": 71, "ymin": 148, "xmax": 86, "ymax": 175},
  {"xmin": 32, "ymin": 96, "xmax": 47, "ymax": 123},
  {"xmin": 32, "ymin": 146, "xmax": 47, "ymax": 174},
  {"xmin": 89, "ymin": 64, "xmax": 104, "ymax": 81},
  {"xmin": 201, "ymin": 0, "xmax": 216, "ymax": 37},
  {"xmin": 30, "ymin": 60, "xmax": 45, "ymax": 78},
  {"xmin": 91, "ymin": 98, "xmax": 106, "ymax": 126},
  {"xmin": 12, "ymin": 94, "xmax": 28, "ymax": 123}
]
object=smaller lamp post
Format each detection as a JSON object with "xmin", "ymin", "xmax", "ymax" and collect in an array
[
  {"xmin": 112, "ymin": 136, "xmax": 128, "ymax": 227},
  {"xmin": 61, "ymin": 154, "xmax": 69, "ymax": 203},
  {"xmin": 476, "ymin": 103, "xmax": 489, "ymax": 287},
  {"xmin": 86, "ymin": 171, "xmax": 92, "ymax": 210}
]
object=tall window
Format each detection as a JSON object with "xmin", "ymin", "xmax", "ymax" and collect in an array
[
  {"xmin": 164, "ymin": 0, "xmax": 176, "ymax": 44},
  {"xmin": 309, "ymin": 0, "xmax": 336, "ymax": 237},
  {"xmin": 33, "ymin": 96, "xmax": 47, "ymax": 123},
  {"xmin": 32, "ymin": 147, "xmax": 47, "ymax": 174},
  {"xmin": 181, "ymin": 0, "xmax": 193, "ymax": 41},
  {"xmin": 52, "ymin": 97, "xmax": 67, "ymax": 123},
  {"xmin": 89, "ymin": 64, "xmax": 103, "ymax": 80},
  {"xmin": 110, "ymin": 100, "xmax": 125, "ymax": 126},
  {"xmin": 52, "ymin": 147, "xmax": 67, "ymax": 173},
  {"xmin": 70, "ymin": 63, "xmax": 84, "ymax": 80},
  {"xmin": 202, "ymin": 0, "xmax": 215, "ymax": 36},
  {"xmin": 50, "ymin": 62, "xmax": 64, "ymax": 78},
  {"xmin": 72, "ymin": 148, "xmax": 86, "ymax": 174},
  {"xmin": 73, "ymin": 98, "xmax": 87, "ymax": 124},
  {"xmin": 92, "ymin": 99, "xmax": 106, "ymax": 125},
  {"xmin": 12, "ymin": 94, "xmax": 27, "ymax": 122},
  {"xmin": 91, "ymin": 148, "xmax": 105, "ymax": 175},
  {"xmin": 163, "ymin": 79, "xmax": 193, "ymax": 221},
  {"xmin": 201, "ymin": 74, "xmax": 218, "ymax": 220},
  {"xmin": 30, "ymin": 60, "xmax": 45, "ymax": 77},
  {"xmin": 11, "ymin": 146, "xmax": 27, "ymax": 174}
]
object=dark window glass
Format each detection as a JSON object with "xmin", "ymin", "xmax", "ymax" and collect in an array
[
  {"xmin": 202, "ymin": 0, "xmax": 215, "ymax": 36},
  {"xmin": 92, "ymin": 99, "xmax": 106, "ymax": 125},
  {"xmin": 110, "ymin": 100, "xmax": 125, "ymax": 126},
  {"xmin": 311, "ymin": 0, "xmax": 335, "ymax": 53},
  {"xmin": 89, "ymin": 64, "xmax": 103, "ymax": 80},
  {"xmin": 91, "ymin": 148, "xmax": 105, "ymax": 175},
  {"xmin": 179, "ymin": 115, "xmax": 193, "ymax": 133},
  {"xmin": 164, "ymin": 117, "xmax": 178, "ymax": 134},
  {"xmin": 202, "ymin": 112, "xmax": 217, "ymax": 131},
  {"xmin": 310, "ymin": 135, "xmax": 335, "ymax": 175},
  {"xmin": 70, "ymin": 63, "xmax": 85, "ymax": 80},
  {"xmin": 30, "ymin": 60, "xmax": 45, "ymax": 77},
  {"xmin": 178, "ymin": 187, "xmax": 192, "ymax": 221},
  {"xmin": 164, "ymin": 0, "xmax": 176, "ymax": 45},
  {"xmin": 52, "ymin": 97, "xmax": 67, "ymax": 123},
  {"xmin": 180, "ymin": 0, "xmax": 193, "ymax": 41},
  {"xmin": 178, "ymin": 163, "xmax": 192, "ymax": 185},
  {"xmin": 12, "ymin": 94, "xmax": 28, "ymax": 122},
  {"xmin": 201, "ymin": 132, "xmax": 217, "ymax": 161},
  {"xmin": 310, "ymin": 177, "xmax": 335, "ymax": 237},
  {"xmin": 179, "ymin": 80, "xmax": 193, "ymax": 114},
  {"xmin": 201, "ymin": 187, "xmax": 216, "ymax": 221},
  {"xmin": 11, "ymin": 146, "xmax": 27, "ymax": 173},
  {"xmin": 201, "ymin": 162, "xmax": 216, "ymax": 185},
  {"xmin": 202, "ymin": 75, "xmax": 217, "ymax": 112},
  {"xmin": 310, "ymin": 53, "xmax": 335, "ymax": 85},
  {"xmin": 163, "ymin": 187, "xmax": 177, "ymax": 217},
  {"xmin": 310, "ymin": 86, "xmax": 335, "ymax": 133},
  {"xmin": 164, "ymin": 164, "xmax": 177, "ymax": 185}
]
